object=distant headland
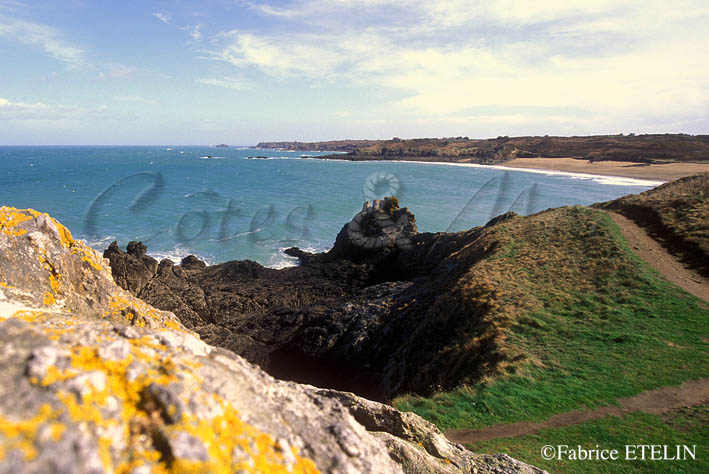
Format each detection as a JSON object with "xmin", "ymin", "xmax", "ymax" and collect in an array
[{"xmin": 255, "ymin": 134, "xmax": 709, "ymax": 181}]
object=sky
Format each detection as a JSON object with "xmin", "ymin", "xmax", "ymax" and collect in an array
[{"xmin": 0, "ymin": 0, "xmax": 708, "ymax": 145}]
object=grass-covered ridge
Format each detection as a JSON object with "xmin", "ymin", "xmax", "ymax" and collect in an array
[
  {"xmin": 599, "ymin": 171, "xmax": 709, "ymax": 275},
  {"xmin": 394, "ymin": 205, "xmax": 708, "ymax": 430}
]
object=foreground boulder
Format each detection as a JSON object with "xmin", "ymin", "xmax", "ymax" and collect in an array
[{"xmin": 0, "ymin": 206, "xmax": 544, "ymax": 473}]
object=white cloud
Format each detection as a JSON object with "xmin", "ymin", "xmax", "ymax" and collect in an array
[
  {"xmin": 0, "ymin": 1, "xmax": 25, "ymax": 13},
  {"xmin": 190, "ymin": 25, "xmax": 202, "ymax": 40},
  {"xmin": 196, "ymin": 76, "xmax": 249, "ymax": 90},
  {"xmin": 179, "ymin": 24, "xmax": 203, "ymax": 41},
  {"xmin": 96, "ymin": 63, "xmax": 138, "ymax": 80},
  {"xmin": 0, "ymin": 14, "xmax": 83, "ymax": 64},
  {"xmin": 213, "ymin": 0, "xmax": 709, "ymax": 132},
  {"xmin": 0, "ymin": 96, "xmax": 107, "ymax": 120},
  {"xmin": 214, "ymin": 31, "xmax": 345, "ymax": 79},
  {"xmin": 153, "ymin": 12, "xmax": 171, "ymax": 24}
]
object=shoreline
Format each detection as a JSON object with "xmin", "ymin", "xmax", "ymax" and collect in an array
[
  {"xmin": 307, "ymin": 155, "xmax": 709, "ymax": 185},
  {"xmin": 311, "ymin": 156, "xmax": 668, "ymax": 186},
  {"xmin": 498, "ymin": 157, "xmax": 709, "ymax": 182}
]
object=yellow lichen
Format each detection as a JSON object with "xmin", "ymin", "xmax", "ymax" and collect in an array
[
  {"xmin": 43, "ymin": 291, "xmax": 56, "ymax": 306},
  {"xmin": 49, "ymin": 423, "xmax": 65, "ymax": 442},
  {"xmin": 165, "ymin": 403, "xmax": 319, "ymax": 474},
  {"xmin": 0, "ymin": 404, "xmax": 59, "ymax": 462},
  {"xmin": 162, "ymin": 319, "xmax": 190, "ymax": 334},
  {"xmin": 48, "ymin": 274, "xmax": 61, "ymax": 294},
  {"xmin": 11, "ymin": 310, "xmax": 47, "ymax": 322},
  {"xmin": 101, "ymin": 293, "xmax": 167, "ymax": 328},
  {"xmin": 42, "ymin": 320, "xmax": 81, "ymax": 342},
  {"xmin": 30, "ymin": 340, "xmax": 319, "ymax": 474},
  {"xmin": 36, "ymin": 251, "xmax": 63, "ymax": 306},
  {"xmin": 77, "ymin": 251, "xmax": 105, "ymax": 272},
  {"xmin": 0, "ymin": 207, "xmax": 39, "ymax": 237},
  {"xmin": 48, "ymin": 216, "xmax": 74, "ymax": 248}
]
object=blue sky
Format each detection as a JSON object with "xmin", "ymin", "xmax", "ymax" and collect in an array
[{"xmin": 1, "ymin": 0, "xmax": 708, "ymax": 145}]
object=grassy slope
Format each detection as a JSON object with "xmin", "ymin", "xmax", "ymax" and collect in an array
[
  {"xmin": 394, "ymin": 206, "xmax": 708, "ymax": 430},
  {"xmin": 599, "ymin": 172, "xmax": 709, "ymax": 275}
]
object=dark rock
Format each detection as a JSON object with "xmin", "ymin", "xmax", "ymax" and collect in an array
[
  {"xmin": 103, "ymin": 200, "xmax": 501, "ymax": 399},
  {"xmin": 284, "ymin": 246, "xmax": 317, "ymax": 264},
  {"xmin": 103, "ymin": 241, "xmax": 158, "ymax": 295},
  {"xmin": 485, "ymin": 211, "xmax": 518, "ymax": 227},
  {"xmin": 180, "ymin": 255, "xmax": 207, "ymax": 270},
  {"xmin": 325, "ymin": 197, "xmax": 417, "ymax": 264}
]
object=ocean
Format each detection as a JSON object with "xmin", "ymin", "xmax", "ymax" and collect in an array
[{"xmin": 0, "ymin": 146, "xmax": 661, "ymax": 268}]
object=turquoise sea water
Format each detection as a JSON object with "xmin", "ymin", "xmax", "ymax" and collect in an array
[{"xmin": 0, "ymin": 146, "xmax": 661, "ymax": 268}]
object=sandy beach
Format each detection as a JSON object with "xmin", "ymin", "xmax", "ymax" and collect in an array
[{"xmin": 499, "ymin": 157, "xmax": 709, "ymax": 181}]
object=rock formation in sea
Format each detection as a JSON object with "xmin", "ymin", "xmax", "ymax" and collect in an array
[{"xmin": 0, "ymin": 206, "xmax": 545, "ymax": 473}]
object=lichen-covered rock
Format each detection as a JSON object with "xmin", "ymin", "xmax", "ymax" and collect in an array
[
  {"xmin": 0, "ymin": 207, "xmax": 545, "ymax": 473},
  {"xmin": 0, "ymin": 207, "xmax": 179, "ymax": 330}
]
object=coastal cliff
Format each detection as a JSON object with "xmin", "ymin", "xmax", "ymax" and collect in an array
[{"xmin": 0, "ymin": 206, "xmax": 545, "ymax": 473}]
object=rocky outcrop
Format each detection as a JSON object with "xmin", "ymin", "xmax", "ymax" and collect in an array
[
  {"xmin": 103, "ymin": 241, "xmax": 159, "ymax": 296},
  {"xmin": 325, "ymin": 197, "xmax": 417, "ymax": 263},
  {"xmin": 0, "ymin": 207, "xmax": 178, "ymax": 330},
  {"xmin": 103, "ymin": 200, "xmax": 508, "ymax": 399},
  {"xmin": 0, "ymin": 206, "xmax": 545, "ymax": 473}
]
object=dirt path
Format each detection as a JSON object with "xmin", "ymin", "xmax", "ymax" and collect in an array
[
  {"xmin": 445, "ymin": 378, "xmax": 709, "ymax": 444},
  {"xmin": 445, "ymin": 217, "xmax": 709, "ymax": 444},
  {"xmin": 605, "ymin": 211, "xmax": 709, "ymax": 302}
]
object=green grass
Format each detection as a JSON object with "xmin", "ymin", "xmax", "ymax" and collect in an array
[
  {"xmin": 394, "ymin": 210, "xmax": 709, "ymax": 430},
  {"xmin": 469, "ymin": 406, "xmax": 708, "ymax": 473}
]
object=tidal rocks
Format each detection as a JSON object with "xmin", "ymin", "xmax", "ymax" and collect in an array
[{"xmin": 0, "ymin": 206, "xmax": 545, "ymax": 473}]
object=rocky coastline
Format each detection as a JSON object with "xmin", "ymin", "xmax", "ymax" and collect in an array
[
  {"xmin": 3, "ymin": 173, "xmax": 706, "ymax": 472},
  {"xmin": 0, "ymin": 206, "xmax": 545, "ymax": 473},
  {"xmin": 103, "ymin": 198, "xmax": 512, "ymax": 400},
  {"xmin": 102, "ymin": 176, "xmax": 709, "ymax": 406}
]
